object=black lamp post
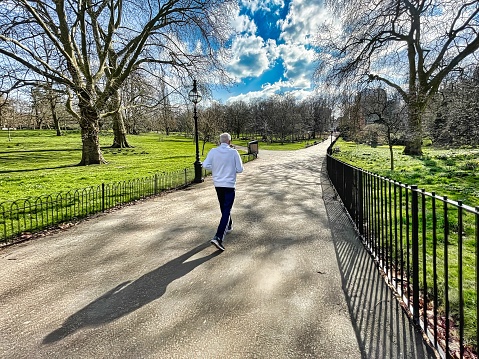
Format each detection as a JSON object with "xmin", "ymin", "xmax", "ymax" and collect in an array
[{"xmin": 188, "ymin": 80, "xmax": 203, "ymax": 183}]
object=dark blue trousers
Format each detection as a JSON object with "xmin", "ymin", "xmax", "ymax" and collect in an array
[{"xmin": 215, "ymin": 187, "xmax": 235, "ymax": 240}]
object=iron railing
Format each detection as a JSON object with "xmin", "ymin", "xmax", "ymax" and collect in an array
[
  {"xmin": 1, "ymin": 154, "xmax": 256, "ymax": 246},
  {"xmin": 327, "ymin": 153, "xmax": 478, "ymax": 359}
]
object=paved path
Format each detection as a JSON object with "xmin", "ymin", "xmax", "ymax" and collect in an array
[{"xmin": 0, "ymin": 139, "xmax": 436, "ymax": 358}]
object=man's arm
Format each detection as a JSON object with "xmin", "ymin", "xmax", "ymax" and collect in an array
[
  {"xmin": 235, "ymin": 150, "xmax": 244, "ymax": 173},
  {"xmin": 202, "ymin": 150, "xmax": 213, "ymax": 170}
]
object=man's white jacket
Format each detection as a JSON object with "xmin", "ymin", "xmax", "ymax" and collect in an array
[{"xmin": 202, "ymin": 143, "xmax": 244, "ymax": 188}]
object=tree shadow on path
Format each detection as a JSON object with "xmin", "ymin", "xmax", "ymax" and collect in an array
[{"xmin": 43, "ymin": 242, "xmax": 219, "ymax": 344}]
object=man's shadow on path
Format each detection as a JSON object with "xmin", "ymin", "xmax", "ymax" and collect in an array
[{"xmin": 43, "ymin": 242, "xmax": 219, "ymax": 344}]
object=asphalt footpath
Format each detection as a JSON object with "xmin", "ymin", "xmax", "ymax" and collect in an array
[{"xmin": 0, "ymin": 138, "xmax": 437, "ymax": 359}]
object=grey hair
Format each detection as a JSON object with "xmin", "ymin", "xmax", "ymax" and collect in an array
[{"xmin": 219, "ymin": 133, "xmax": 231, "ymax": 143}]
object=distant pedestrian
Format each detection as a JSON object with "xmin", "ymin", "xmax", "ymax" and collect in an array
[{"xmin": 202, "ymin": 133, "xmax": 244, "ymax": 251}]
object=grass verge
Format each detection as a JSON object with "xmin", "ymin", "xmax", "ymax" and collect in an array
[{"xmin": 332, "ymin": 139, "xmax": 479, "ymax": 207}]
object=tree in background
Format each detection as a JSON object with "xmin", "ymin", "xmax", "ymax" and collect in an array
[
  {"xmin": 120, "ymin": 70, "xmax": 154, "ymax": 135},
  {"xmin": 315, "ymin": 0, "xmax": 479, "ymax": 155},
  {"xmin": 359, "ymin": 88, "xmax": 407, "ymax": 170},
  {"xmin": 312, "ymin": 96, "xmax": 333, "ymax": 139},
  {"xmin": 157, "ymin": 76, "xmax": 176, "ymax": 137},
  {"xmin": 268, "ymin": 95, "xmax": 290, "ymax": 144},
  {"xmin": 0, "ymin": 95, "xmax": 16, "ymax": 141},
  {"xmin": 45, "ymin": 81, "xmax": 63, "ymax": 136},
  {"xmin": 249, "ymin": 98, "xmax": 273, "ymax": 142},
  {"xmin": 175, "ymin": 108, "xmax": 193, "ymax": 138},
  {"xmin": 30, "ymin": 82, "xmax": 63, "ymax": 135},
  {"xmin": 281, "ymin": 94, "xmax": 299, "ymax": 142},
  {"xmin": 225, "ymin": 100, "xmax": 250, "ymax": 139},
  {"xmin": 199, "ymin": 102, "xmax": 223, "ymax": 154},
  {"xmin": 337, "ymin": 91, "xmax": 365, "ymax": 142},
  {"xmin": 30, "ymin": 87, "xmax": 50, "ymax": 130},
  {"xmin": 430, "ymin": 64, "xmax": 479, "ymax": 146}
]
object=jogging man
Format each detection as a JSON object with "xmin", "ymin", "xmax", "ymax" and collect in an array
[{"xmin": 202, "ymin": 133, "xmax": 244, "ymax": 251}]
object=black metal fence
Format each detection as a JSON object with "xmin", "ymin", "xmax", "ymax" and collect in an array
[
  {"xmin": 1, "ymin": 154, "xmax": 256, "ymax": 246},
  {"xmin": 327, "ymin": 153, "xmax": 478, "ymax": 359}
]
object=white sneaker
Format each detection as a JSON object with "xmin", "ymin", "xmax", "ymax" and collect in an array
[{"xmin": 210, "ymin": 237, "xmax": 225, "ymax": 251}]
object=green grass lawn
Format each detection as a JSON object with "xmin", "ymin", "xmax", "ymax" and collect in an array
[
  {"xmin": 0, "ymin": 131, "xmax": 326, "ymax": 203},
  {"xmin": 0, "ymin": 130, "xmax": 217, "ymax": 203},
  {"xmin": 332, "ymin": 139, "xmax": 479, "ymax": 207}
]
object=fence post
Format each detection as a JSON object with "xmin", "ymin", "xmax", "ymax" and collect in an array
[
  {"xmin": 457, "ymin": 201, "xmax": 464, "ymax": 357},
  {"xmin": 411, "ymin": 185, "xmax": 420, "ymax": 323},
  {"xmin": 358, "ymin": 171, "xmax": 364, "ymax": 236},
  {"xmin": 185, "ymin": 168, "xmax": 187, "ymax": 185},
  {"xmin": 1, "ymin": 203, "xmax": 6, "ymax": 242},
  {"xmin": 154, "ymin": 174, "xmax": 158, "ymax": 195},
  {"xmin": 102, "ymin": 183, "xmax": 105, "ymax": 212}
]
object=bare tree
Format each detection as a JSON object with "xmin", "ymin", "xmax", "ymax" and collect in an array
[
  {"xmin": 311, "ymin": 95, "xmax": 333, "ymax": 139},
  {"xmin": 315, "ymin": 0, "xmax": 479, "ymax": 155},
  {"xmin": 156, "ymin": 72, "xmax": 180, "ymax": 136},
  {"xmin": 224, "ymin": 100, "xmax": 250, "ymax": 139},
  {"xmin": 30, "ymin": 82, "xmax": 64, "ymax": 134},
  {"xmin": 250, "ymin": 99, "xmax": 272, "ymax": 142},
  {"xmin": 0, "ymin": 96, "xmax": 15, "ymax": 141},
  {"xmin": 30, "ymin": 87, "xmax": 49, "ymax": 130},
  {"xmin": 429, "ymin": 64, "xmax": 479, "ymax": 146},
  {"xmin": 281, "ymin": 94, "xmax": 298, "ymax": 142},
  {"xmin": 175, "ymin": 107, "xmax": 193, "ymax": 137},
  {"xmin": 0, "ymin": 0, "xmax": 236, "ymax": 165},
  {"xmin": 336, "ymin": 91, "xmax": 365, "ymax": 142},
  {"xmin": 360, "ymin": 88, "xmax": 407, "ymax": 170},
  {"xmin": 120, "ymin": 70, "xmax": 153, "ymax": 134},
  {"xmin": 199, "ymin": 102, "xmax": 223, "ymax": 154},
  {"xmin": 45, "ymin": 81, "xmax": 63, "ymax": 136}
]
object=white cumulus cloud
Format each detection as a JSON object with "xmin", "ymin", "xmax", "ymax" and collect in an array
[
  {"xmin": 232, "ymin": 14, "xmax": 257, "ymax": 34},
  {"xmin": 278, "ymin": 0, "xmax": 327, "ymax": 45},
  {"xmin": 227, "ymin": 36, "xmax": 279, "ymax": 80},
  {"xmin": 240, "ymin": 0, "xmax": 285, "ymax": 14},
  {"xmin": 279, "ymin": 43, "xmax": 316, "ymax": 88}
]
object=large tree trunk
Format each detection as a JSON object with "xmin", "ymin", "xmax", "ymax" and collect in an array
[
  {"xmin": 404, "ymin": 135, "xmax": 422, "ymax": 155},
  {"xmin": 78, "ymin": 100, "xmax": 107, "ymax": 165},
  {"xmin": 110, "ymin": 89, "xmax": 132, "ymax": 148},
  {"xmin": 111, "ymin": 112, "xmax": 132, "ymax": 148},
  {"xmin": 403, "ymin": 101, "xmax": 423, "ymax": 155}
]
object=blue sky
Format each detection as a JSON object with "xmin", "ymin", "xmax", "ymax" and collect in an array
[{"xmin": 213, "ymin": 0, "xmax": 328, "ymax": 104}]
